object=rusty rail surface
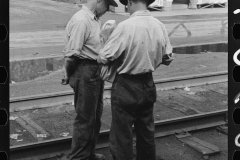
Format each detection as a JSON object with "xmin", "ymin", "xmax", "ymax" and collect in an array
[{"xmin": 10, "ymin": 71, "xmax": 227, "ymax": 112}]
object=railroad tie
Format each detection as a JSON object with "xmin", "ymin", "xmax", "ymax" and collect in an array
[
  {"xmin": 15, "ymin": 115, "xmax": 50, "ymax": 141},
  {"xmin": 175, "ymin": 132, "xmax": 220, "ymax": 157},
  {"xmin": 216, "ymin": 125, "xmax": 228, "ymax": 135},
  {"xmin": 14, "ymin": 117, "xmax": 43, "ymax": 141}
]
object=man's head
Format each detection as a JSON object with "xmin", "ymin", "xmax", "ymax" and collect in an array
[
  {"xmin": 95, "ymin": 0, "xmax": 118, "ymax": 18},
  {"xmin": 119, "ymin": 0, "xmax": 154, "ymax": 14}
]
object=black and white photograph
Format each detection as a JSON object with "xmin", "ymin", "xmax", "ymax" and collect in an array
[
  {"xmin": 229, "ymin": 1, "xmax": 240, "ymax": 160},
  {"xmin": 0, "ymin": 0, "xmax": 9, "ymax": 159},
  {"xmin": 8, "ymin": 0, "xmax": 229, "ymax": 160}
]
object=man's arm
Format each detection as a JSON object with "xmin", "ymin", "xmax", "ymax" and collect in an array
[
  {"xmin": 97, "ymin": 25, "xmax": 127, "ymax": 64},
  {"xmin": 64, "ymin": 20, "xmax": 88, "ymax": 58},
  {"xmin": 160, "ymin": 24, "xmax": 174, "ymax": 66}
]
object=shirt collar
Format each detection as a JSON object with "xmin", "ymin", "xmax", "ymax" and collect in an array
[
  {"xmin": 130, "ymin": 10, "xmax": 151, "ymax": 18},
  {"xmin": 82, "ymin": 5, "xmax": 98, "ymax": 21}
]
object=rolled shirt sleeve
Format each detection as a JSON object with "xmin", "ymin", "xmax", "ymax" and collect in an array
[
  {"xmin": 164, "ymin": 25, "xmax": 174, "ymax": 65},
  {"xmin": 162, "ymin": 24, "xmax": 172, "ymax": 55},
  {"xmin": 63, "ymin": 20, "xmax": 88, "ymax": 58},
  {"xmin": 98, "ymin": 25, "xmax": 127, "ymax": 64},
  {"xmin": 158, "ymin": 23, "xmax": 174, "ymax": 66}
]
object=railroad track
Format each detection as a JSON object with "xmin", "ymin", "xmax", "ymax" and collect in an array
[
  {"xmin": 10, "ymin": 110, "xmax": 227, "ymax": 160},
  {"xmin": 10, "ymin": 71, "xmax": 227, "ymax": 112},
  {"xmin": 10, "ymin": 71, "xmax": 228, "ymax": 160}
]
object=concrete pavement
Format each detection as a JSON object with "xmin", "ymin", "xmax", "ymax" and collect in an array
[
  {"xmin": 10, "ymin": 7, "xmax": 228, "ymax": 60},
  {"xmin": 9, "ymin": 1, "xmax": 228, "ymax": 83}
]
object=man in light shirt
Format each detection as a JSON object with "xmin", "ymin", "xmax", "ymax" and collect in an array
[
  {"xmin": 62, "ymin": 0, "xmax": 118, "ymax": 160},
  {"xmin": 97, "ymin": 0, "xmax": 173, "ymax": 159}
]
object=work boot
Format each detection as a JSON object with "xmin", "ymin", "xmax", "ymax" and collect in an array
[{"xmin": 89, "ymin": 153, "xmax": 106, "ymax": 160}]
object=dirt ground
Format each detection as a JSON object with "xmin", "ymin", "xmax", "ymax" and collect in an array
[{"xmin": 10, "ymin": 82, "xmax": 228, "ymax": 159}]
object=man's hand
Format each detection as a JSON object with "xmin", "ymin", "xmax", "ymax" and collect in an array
[
  {"xmin": 97, "ymin": 55, "xmax": 103, "ymax": 64},
  {"xmin": 97, "ymin": 52, "xmax": 109, "ymax": 64},
  {"xmin": 161, "ymin": 53, "xmax": 174, "ymax": 66}
]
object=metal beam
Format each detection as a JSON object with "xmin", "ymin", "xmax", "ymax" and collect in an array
[
  {"xmin": 10, "ymin": 109, "xmax": 227, "ymax": 160},
  {"xmin": 10, "ymin": 71, "xmax": 227, "ymax": 112}
]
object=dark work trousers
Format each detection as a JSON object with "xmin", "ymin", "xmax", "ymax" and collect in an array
[
  {"xmin": 67, "ymin": 59, "xmax": 104, "ymax": 160},
  {"xmin": 110, "ymin": 73, "xmax": 157, "ymax": 160}
]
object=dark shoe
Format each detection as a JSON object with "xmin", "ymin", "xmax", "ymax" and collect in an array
[{"xmin": 89, "ymin": 153, "xmax": 106, "ymax": 160}]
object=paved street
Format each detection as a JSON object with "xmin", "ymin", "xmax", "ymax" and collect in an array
[
  {"xmin": 10, "ymin": 18, "xmax": 227, "ymax": 48},
  {"xmin": 10, "ymin": 0, "xmax": 228, "ymax": 60}
]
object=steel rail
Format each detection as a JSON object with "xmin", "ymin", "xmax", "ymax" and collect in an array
[
  {"xmin": 10, "ymin": 109, "xmax": 227, "ymax": 160},
  {"xmin": 10, "ymin": 71, "xmax": 227, "ymax": 112}
]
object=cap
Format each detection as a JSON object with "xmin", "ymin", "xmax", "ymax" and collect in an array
[
  {"xmin": 108, "ymin": 0, "xmax": 118, "ymax": 7},
  {"xmin": 119, "ymin": 0, "xmax": 154, "ymax": 6}
]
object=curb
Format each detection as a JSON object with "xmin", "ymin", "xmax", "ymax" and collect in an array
[{"xmin": 10, "ymin": 42, "xmax": 228, "ymax": 83}]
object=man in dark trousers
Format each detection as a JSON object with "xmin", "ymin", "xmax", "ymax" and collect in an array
[
  {"xmin": 62, "ymin": 0, "xmax": 118, "ymax": 159},
  {"xmin": 97, "ymin": 0, "xmax": 173, "ymax": 159}
]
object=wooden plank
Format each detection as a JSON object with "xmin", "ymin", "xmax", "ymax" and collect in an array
[
  {"xmin": 216, "ymin": 125, "xmax": 228, "ymax": 135},
  {"xmin": 20, "ymin": 115, "xmax": 50, "ymax": 137},
  {"xmin": 179, "ymin": 137, "xmax": 220, "ymax": 155},
  {"xmin": 187, "ymin": 136, "xmax": 219, "ymax": 152},
  {"xmin": 15, "ymin": 117, "xmax": 43, "ymax": 141},
  {"xmin": 176, "ymin": 133, "xmax": 220, "ymax": 156}
]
